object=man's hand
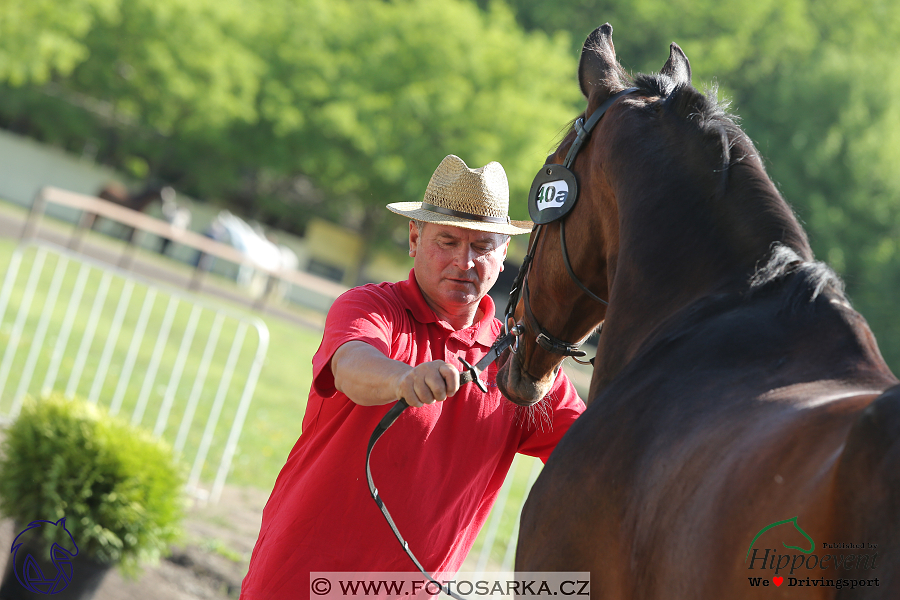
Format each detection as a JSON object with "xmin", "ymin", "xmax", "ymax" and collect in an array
[
  {"xmin": 332, "ymin": 341, "xmax": 461, "ymax": 407},
  {"xmin": 395, "ymin": 361, "xmax": 461, "ymax": 408}
]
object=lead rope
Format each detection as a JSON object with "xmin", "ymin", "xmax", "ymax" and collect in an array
[{"xmin": 364, "ymin": 399, "xmax": 470, "ymax": 599}]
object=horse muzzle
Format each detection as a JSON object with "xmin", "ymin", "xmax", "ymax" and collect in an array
[{"xmin": 497, "ymin": 348, "xmax": 557, "ymax": 407}]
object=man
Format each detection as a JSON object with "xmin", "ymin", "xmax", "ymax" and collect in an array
[{"xmin": 240, "ymin": 155, "xmax": 585, "ymax": 599}]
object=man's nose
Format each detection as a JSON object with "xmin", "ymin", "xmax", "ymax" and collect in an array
[{"xmin": 454, "ymin": 246, "xmax": 476, "ymax": 270}]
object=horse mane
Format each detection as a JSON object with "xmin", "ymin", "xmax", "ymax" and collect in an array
[
  {"xmin": 632, "ymin": 73, "xmax": 745, "ymax": 200},
  {"xmin": 748, "ymin": 244, "xmax": 846, "ymax": 313}
]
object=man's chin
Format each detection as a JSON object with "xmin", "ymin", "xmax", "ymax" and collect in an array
[{"xmin": 441, "ymin": 284, "xmax": 481, "ymax": 302}]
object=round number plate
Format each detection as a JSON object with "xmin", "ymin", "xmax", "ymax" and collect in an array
[{"xmin": 527, "ymin": 164, "xmax": 579, "ymax": 224}]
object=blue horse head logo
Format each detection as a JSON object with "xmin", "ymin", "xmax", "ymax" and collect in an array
[{"xmin": 10, "ymin": 518, "xmax": 79, "ymax": 595}]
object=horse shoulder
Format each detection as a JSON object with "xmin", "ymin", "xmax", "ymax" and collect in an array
[
  {"xmin": 832, "ymin": 383, "xmax": 900, "ymax": 594},
  {"xmin": 516, "ymin": 412, "xmax": 634, "ymax": 595}
]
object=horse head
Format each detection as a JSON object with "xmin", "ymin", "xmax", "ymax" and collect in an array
[
  {"xmin": 497, "ymin": 24, "xmax": 623, "ymax": 407},
  {"xmin": 97, "ymin": 182, "xmax": 176, "ymax": 212},
  {"xmin": 498, "ymin": 24, "xmax": 812, "ymax": 406}
]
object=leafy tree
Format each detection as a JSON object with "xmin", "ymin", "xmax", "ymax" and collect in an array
[
  {"xmin": 0, "ymin": 0, "xmax": 262, "ymax": 181},
  {"xmin": 0, "ymin": 0, "xmax": 116, "ymax": 85},
  {"xmin": 0, "ymin": 0, "xmax": 580, "ymax": 280},
  {"xmin": 243, "ymin": 0, "xmax": 580, "ymax": 272}
]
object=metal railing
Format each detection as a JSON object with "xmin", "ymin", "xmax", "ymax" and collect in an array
[{"xmin": 0, "ymin": 240, "xmax": 269, "ymax": 503}]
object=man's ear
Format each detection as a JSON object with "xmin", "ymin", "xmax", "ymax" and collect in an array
[{"xmin": 409, "ymin": 220, "xmax": 419, "ymax": 257}]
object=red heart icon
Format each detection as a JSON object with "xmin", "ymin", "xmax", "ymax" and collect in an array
[{"xmin": 773, "ymin": 577, "xmax": 783, "ymax": 587}]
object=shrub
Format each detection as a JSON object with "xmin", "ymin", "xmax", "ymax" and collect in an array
[{"xmin": 0, "ymin": 394, "xmax": 186, "ymax": 575}]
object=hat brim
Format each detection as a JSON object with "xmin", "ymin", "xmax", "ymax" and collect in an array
[{"xmin": 387, "ymin": 202, "xmax": 533, "ymax": 235}]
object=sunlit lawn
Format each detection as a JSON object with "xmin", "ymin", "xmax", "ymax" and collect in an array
[{"xmin": 0, "ymin": 235, "xmax": 319, "ymax": 493}]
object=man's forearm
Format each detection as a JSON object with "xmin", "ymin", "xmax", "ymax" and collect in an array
[
  {"xmin": 331, "ymin": 340, "xmax": 460, "ymax": 408},
  {"xmin": 332, "ymin": 341, "xmax": 410, "ymax": 406}
]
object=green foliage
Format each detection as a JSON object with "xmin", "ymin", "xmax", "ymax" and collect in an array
[
  {"xmin": 0, "ymin": 0, "xmax": 117, "ymax": 85},
  {"xmin": 0, "ymin": 0, "xmax": 579, "ymax": 250},
  {"xmin": 0, "ymin": 394, "xmax": 186, "ymax": 575}
]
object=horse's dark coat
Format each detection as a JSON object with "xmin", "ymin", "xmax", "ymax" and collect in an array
[{"xmin": 498, "ymin": 23, "xmax": 899, "ymax": 599}]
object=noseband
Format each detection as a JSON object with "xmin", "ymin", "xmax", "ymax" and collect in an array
[{"xmin": 505, "ymin": 87, "xmax": 639, "ymax": 363}]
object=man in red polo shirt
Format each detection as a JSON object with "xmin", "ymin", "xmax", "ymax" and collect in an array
[{"xmin": 240, "ymin": 155, "xmax": 585, "ymax": 599}]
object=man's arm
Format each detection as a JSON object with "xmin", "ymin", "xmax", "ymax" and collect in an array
[{"xmin": 331, "ymin": 341, "xmax": 461, "ymax": 408}]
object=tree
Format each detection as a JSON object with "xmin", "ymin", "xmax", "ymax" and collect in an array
[
  {"xmin": 1, "ymin": 0, "xmax": 582, "ymax": 281},
  {"xmin": 241, "ymin": 0, "xmax": 581, "ymax": 275},
  {"xmin": 0, "ymin": 0, "xmax": 116, "ymax": 85}
]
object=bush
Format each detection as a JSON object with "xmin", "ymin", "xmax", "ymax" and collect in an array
[{"xmin": 0, "ymin": 394, "xmax": 186, "ymax": 575}]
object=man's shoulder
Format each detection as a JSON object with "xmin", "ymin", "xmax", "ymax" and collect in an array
[
  {"xmin": 338, "ymin": 280, "xmax": 404, "ymax": 305},
  {"xmin": 327, "ymin": 280, "xmax": 412, "ymax": 327}
]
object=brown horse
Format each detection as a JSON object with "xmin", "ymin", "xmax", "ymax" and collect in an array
[
  {"xmin": 90, "ymin": 182, "xmax": 176, "ymax": 241},
  {"xmin": 497, "ymin": 24, "xmax": 900, "ymax": 598}
]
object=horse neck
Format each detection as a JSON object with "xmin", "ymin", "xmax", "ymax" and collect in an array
[{"xmin": 590, "ymin": 154, "xmax": 812, "ymax": 395}]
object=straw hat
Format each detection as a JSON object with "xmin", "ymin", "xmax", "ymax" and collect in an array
[{"xmin": 387, "ymin": 155, "xmax": 533, "ymax": 235}]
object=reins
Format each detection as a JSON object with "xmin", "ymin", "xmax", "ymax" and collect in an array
[{"xmin": 365, "ymin": 331, "xmax": 517, "ymax": 600}]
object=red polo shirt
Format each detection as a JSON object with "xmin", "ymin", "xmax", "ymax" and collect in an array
[{"xmin": 241, "ymin": 270, "xmax": 584, "ymax": 599}]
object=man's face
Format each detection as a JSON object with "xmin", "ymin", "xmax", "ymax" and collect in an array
[{"xmin": 410, "ymin": 221, "xmax": 509, "ymax": 318}]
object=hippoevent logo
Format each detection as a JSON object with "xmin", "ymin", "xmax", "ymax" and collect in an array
[
  {"xmin": 9, "ymin": 518, "xmax": 79, "ymax": 595},
  {"xmin": 745, "ymin": 516, "xmax": 880, "ymax": 590}
]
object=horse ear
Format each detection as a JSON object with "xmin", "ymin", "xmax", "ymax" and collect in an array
[
  {"xmin": 660, "ymin": 43, "xmax": 691, "ymax": 87},
  {"xmin": 578, "ymin": 23, "xmax": 625, "ymax": 98}
]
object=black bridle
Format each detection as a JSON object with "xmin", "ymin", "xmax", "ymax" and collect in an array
[{"xmin": 505, "ymin": 87, "xmax": 639, "ymax": 364}]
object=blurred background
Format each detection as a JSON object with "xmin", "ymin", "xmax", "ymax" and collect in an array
[{"xmin": 0, "ymin": 0, "xmax": 898, "ymax": 596}]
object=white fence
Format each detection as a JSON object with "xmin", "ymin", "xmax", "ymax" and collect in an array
[{"xmin": 0, "ymin": 240, "xmax": 269, "ymax": 503}]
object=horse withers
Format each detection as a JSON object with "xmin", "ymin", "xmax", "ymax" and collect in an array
[{"xmin": 496, "ymin": 24, "xmax": 899, "ymax": 598}]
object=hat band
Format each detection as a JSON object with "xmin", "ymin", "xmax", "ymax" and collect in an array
[{"xmin": 421, "ymin": 202, "xmax": 510, "ymax": 225}]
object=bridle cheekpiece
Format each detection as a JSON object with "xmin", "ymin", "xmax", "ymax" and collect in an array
[{"xmin": 505, "ymin": 87, "xmax": 640, "ymax": 364}]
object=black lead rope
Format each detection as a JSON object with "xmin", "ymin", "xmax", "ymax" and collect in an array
[
  {"xmin": 364, "ymin": 332, "xmax": 517, "ymax": 600},
  {"xmin": 365, "ymin": 398, "xmax": 469, "ymax": 599}
]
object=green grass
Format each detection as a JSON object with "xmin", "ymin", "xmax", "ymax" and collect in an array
[{"xmin": 0, "ymin": 236, "xmax": 316, "ymax": 491}]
